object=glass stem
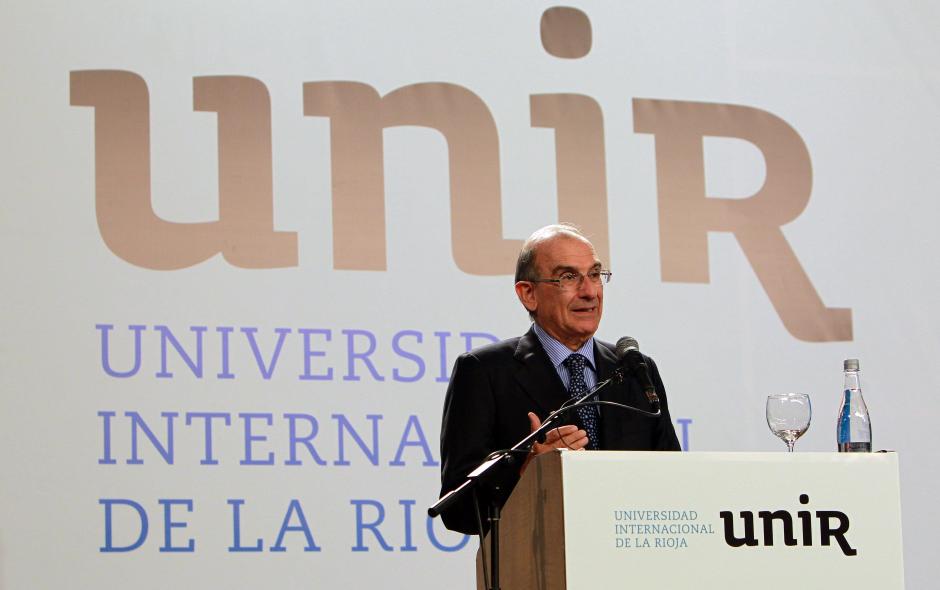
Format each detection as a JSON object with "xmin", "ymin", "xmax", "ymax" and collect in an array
[{"xmin": 786, "ymin": 440, "xmax": 795, "ymax": 452}]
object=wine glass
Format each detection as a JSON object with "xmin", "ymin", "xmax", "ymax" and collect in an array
[{"xmin": 766, "ymin": 393, "xmax": 812, "ymax": 452}]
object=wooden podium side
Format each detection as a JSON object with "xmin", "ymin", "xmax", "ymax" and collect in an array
[{"xmin": 476, "ymin": 450, "xmax": 567, "ymax": 590}]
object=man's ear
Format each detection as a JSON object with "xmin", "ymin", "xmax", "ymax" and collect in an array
[{"xmin": 515, "ymin": 281, "xmax": 537, "ymax": 314}]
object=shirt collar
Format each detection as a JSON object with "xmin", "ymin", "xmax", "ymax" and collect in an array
[{"xmin": 532, "ymin": 322, "xmax": 596, "ymax": 370}]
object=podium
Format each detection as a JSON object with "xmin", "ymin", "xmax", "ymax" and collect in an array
[{"xmin": 477, "ymin": 451, "xmax": 904, "ymax": 590}]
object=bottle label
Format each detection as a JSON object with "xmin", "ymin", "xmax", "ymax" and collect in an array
[
  {"xmin": 837, "ymin": 388, "xmax": 872, "ymax": 446},
  {"xmin": 837, "ymin": 390, "xmax": 852, "ymax": 444}
]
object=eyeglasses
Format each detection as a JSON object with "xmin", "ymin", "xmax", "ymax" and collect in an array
[{"xmin": 528, "ymin": 269, "xmax": 612, "ymax": 289}]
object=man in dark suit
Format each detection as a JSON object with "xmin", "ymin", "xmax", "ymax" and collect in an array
[{"xmin": 438, "ymin": 224, "xmax": 681, "ymax": 534}]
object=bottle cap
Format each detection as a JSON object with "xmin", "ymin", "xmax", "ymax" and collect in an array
[{"xmin": 844, "ymin": 358, "xmax": 860, "ymax": 371}]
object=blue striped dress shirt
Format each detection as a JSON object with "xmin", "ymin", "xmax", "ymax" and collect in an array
[{"xmin": 532, "ymin": 322, "xmax": 598, "ymax": 390}]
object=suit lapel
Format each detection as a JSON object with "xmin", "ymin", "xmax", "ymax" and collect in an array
[
  {"xmin": 594, "ymin": 341, "xmax": 618, "ymax": 384},
  {"xmin": 593, "ymin": 341, "xmax": 624, "ymax": 448},
  {"xmin": 512, "ymin": 327, "xmax": 570, "ymax": 416}
]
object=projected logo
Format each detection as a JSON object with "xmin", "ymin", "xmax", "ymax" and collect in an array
[{"xmin": 68, "ymin": 6, "xmax": 850, "ymax": 342}]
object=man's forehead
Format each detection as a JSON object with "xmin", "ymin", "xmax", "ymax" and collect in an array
[{"xmin": 536, "ymin": 235, "xmax": 601, "ymax": 268}]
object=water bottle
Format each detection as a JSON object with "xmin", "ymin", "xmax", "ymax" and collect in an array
[{"xmin": 837, "ymin": 358, "xmax": 872, "ymax": 452}]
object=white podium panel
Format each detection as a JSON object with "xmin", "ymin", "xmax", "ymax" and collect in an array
[
  {"xmin": 560, "ymin": 452, "xmax": 904, "ymax": 590},
  {"xmin": 488, "ymin": 451, "xmax": 904, "ymax": 590}
]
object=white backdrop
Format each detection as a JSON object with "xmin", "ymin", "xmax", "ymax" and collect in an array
[{"xmin": 2, "ymin": 1, "xmax": 938, "ymax": 588}]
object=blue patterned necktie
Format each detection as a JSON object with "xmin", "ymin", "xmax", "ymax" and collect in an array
[{"xmin": 563, "ymin": 353, "xmax": 599, "ymax": 450}]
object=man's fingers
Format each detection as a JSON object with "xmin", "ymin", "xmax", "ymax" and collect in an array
[
  {"xmin": 565, "ymin": 431, "xmax": 590, "ymax": 450},
  {"xmin": 527, "ymin": 412, "xmax": 542, "ymax": 433},
  {"xmin": 545, "ymin": 426, "xmax": 587, "ymax": 448},
  {"xmin": 543, "ymin": 424, "xmax": 578, "ymax": 442},
  {"xmin": 528, "ymin": 415, "xmax": 589, "ymax": 456}
]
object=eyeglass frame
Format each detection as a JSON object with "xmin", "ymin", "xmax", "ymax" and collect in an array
[{"xmin": 525, "ymin": 268, "xmax": 612, "ymax": 289}]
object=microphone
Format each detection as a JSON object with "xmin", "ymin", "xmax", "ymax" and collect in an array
[{"xmin": 615, "ymin": 337, "xmax": 661, "ymax": 412}]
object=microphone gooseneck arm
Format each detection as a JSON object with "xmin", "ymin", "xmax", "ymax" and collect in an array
[{"xmin": 556, "ymin": 368, "xmax": 661, "ymax": 418}]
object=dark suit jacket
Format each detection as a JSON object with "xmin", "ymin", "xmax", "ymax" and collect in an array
[{"xmin": 438, "ymin": 326, "xmax": 682, "ymax": 534}]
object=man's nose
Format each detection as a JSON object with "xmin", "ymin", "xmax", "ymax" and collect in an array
[{"xmin": 577, "ymin": 275, "xmax": 600, "ymax": 298}]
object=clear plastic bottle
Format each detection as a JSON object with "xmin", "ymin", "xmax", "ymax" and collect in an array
[{"xmin": 837, "ymin": 358, "xmax": 872, "ymax": 452}]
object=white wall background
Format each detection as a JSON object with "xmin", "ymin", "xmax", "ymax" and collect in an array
[{"xmin": 2, "ymin": 1, "xmax": 938, "ymax": 588}]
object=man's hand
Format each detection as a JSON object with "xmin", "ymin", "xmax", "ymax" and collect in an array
[{"xmin": 520, "ymin": 412, "xmax": 588, "ymax": 474}]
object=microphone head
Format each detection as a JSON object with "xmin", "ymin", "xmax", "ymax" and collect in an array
[{"xmin": 615, "ymin": 336, "xmax": 640, "ymax": 360}]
